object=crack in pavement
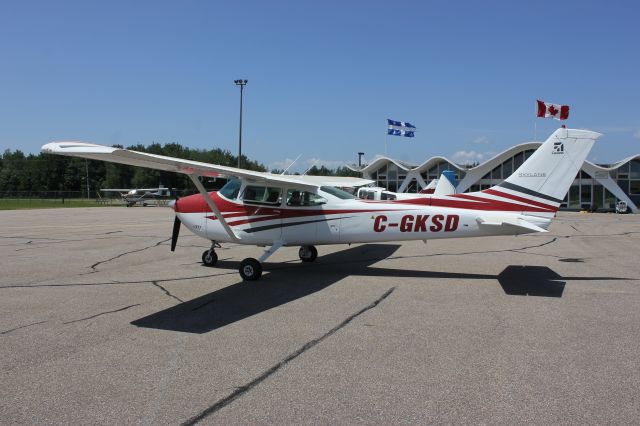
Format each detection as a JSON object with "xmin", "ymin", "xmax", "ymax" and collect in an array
[
  {"xmin": 1, "ymin": 320, "xmax": 48, "ymax": 335},
  {"xmin": 89, "ymin": 238, "xmax": 171, "ymax": 272},
  {"xmin": 0, "ymin": 272, "xmax": 228, "ymax": 289},
  {"xmin": 151, "ymin": 281, "xmax": 184, "ymax": 303},
  {"xmin": 383, "ymin": 237, "xmax": 560, "ymax": 263},
  {"xmin": 63, "ymin": 304, "xmax": 141, "ymax": 325},
  {"xmin": 180, "ymin": 287, "xmax": 396, "ymax": 425}
]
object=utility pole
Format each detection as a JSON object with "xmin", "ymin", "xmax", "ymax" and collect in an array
[{"xmin": 234, "ymin": 79, "xmax": 248, "ymax": 168}]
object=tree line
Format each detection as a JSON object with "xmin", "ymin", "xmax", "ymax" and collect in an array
[{"xmin": 0, "ymin": 143, "xmax": 359, "ymax": 196}]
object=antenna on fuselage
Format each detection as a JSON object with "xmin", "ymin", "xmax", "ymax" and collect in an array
[
  {"xmin": 302, "ymin": 159, "xmax": 320, "ymax": 176},
  {"xmin": 281, "ymin": 154, "xmax": 302, "ymax": 175}
]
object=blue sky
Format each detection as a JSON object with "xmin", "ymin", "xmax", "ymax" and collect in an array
[{"xmin": 1, "ymin": 0, "xmax": 638, "ymax": 171}]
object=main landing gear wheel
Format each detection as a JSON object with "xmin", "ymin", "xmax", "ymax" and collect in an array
[
  {"xmin": 239, "ymin": 258, "xmax": 262, "ymax": 281},
  {"xmin": 299, "ymin": 245, "xmax": 318, "ymax": 262},
  {"xmin": 202, "ymin": 249, "xmax": 218, "ymax": 267}
]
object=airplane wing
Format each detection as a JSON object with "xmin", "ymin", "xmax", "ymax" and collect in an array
[
  {"xmin": 42, "ymin": 141, "xmax": 374, "ymax": 191},
  {"xmin": 476, "ymin": 217, "xmax": 548, "ymax": 233}
]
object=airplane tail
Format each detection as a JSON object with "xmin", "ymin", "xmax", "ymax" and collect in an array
[
  {"xmin": 483, "ymin": 128, "xmax": 601, "ymax": 213},
  {"xmin": 433, "ymin": 170, "xmax": 457, "ymax": 196}
]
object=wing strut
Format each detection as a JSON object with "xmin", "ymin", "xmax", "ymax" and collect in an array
[{"xmin": 188, "ymin": 174, "xmax": 242, "ymax": 242}]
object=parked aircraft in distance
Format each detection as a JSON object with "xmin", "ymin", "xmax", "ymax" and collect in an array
[
  {"xmin": 42, "ymin": 128, "xmax": 601, "ymax": 281},
  {"xmin": 100, "ymin": 187, "xmax": 171, "ymax": 207}
]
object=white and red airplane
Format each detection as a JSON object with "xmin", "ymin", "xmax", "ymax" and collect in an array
[{"xmin": 42, "ymin": 128, "xmax": 601, "ymax": 281}]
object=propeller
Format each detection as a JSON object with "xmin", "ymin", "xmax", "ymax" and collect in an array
[
  {"xmin": 169, "ymin": 186, "xmax": 181, "ymax": 252},
  {"xmin": 170, "ymin": 215, "xmax": 181, "ymax": 252}
]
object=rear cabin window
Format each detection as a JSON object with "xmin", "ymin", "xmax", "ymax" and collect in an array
[
  {"xmin": 286, "ymin": 189, "xmax": 326, "ymax": 207},
  {"xmin": 241, "ymin": 185, "xmax": 282, "ymax": 205},
  {"xmin": 381, "ymin": 192, "xmax": 397, "ymax": 200}
]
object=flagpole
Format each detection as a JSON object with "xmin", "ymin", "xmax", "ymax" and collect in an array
[{"xmin": 534, "ymin": 121, "xmax": 537, "ymax": 141}]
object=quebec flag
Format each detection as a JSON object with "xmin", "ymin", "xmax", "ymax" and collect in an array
[{"xmin": 387, "ymin": 119, "xmax": 416, "ymax": 137}]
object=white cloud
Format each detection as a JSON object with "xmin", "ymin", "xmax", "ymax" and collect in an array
[
  {"xmin": 633, "ymin": 129, "xmax": 640, "ymax": 141},
  {"xmin": 451, "ymin": 150, "xmax": 485, "ymax": 164},
  {"xmin": 304, "ymin": 158, "xmax": 346, "ymax": 169},
  {"xmin": 472, "ymin": 136, "xmax": 489, "ymax": 144}
]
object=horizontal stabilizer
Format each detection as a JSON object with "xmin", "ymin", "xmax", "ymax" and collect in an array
[{"xmin": 476, "ymin": 217, "xmax": 548, "ymax": 233}]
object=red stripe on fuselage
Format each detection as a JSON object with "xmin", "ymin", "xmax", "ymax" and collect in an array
[
  {"xmin": 482, "ymin": 189, "xmax": 558, "ymax": 212},
  {"xmin": 394, "ymin": 193, "xmax": 554, "ymax": 213}
]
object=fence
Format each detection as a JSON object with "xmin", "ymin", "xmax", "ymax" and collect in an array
[{"xmin": 0, "ymin": 190, "xmax": 198, "ymax": 209}]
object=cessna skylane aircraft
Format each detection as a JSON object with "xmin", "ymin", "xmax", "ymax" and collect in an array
[{"xmin": 42, "ymin": 128, "xmax": 601, "ymax": 281}]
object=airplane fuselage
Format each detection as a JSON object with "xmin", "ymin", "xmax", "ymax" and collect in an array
[{"xmin": 175, "ymin": 191, "xmax": 553, "ymax": 246}]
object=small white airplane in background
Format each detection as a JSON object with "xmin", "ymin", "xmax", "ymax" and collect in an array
[
  {"xmin": 101, "ymin": 187, "xmax": 172, "ymax": 207},
  {"xmin": 356, "ymin": 170, "xmax": 457, "ymax": 201},
  {"xmin": 42, "ymin": 128, "xmax": 601, "ymax": 281}
]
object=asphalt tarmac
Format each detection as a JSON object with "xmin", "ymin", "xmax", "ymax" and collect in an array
[{"xmin": 1, "ymin": 207, "xmax": 639, "ymax": 425}]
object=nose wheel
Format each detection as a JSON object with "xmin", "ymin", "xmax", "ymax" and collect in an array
[
  {"xmin": 299, "ymin": 245, "xmax": 318, "ymax": 262},
  {"xmin": 202, "ymin": 249, "xmax": 218, "ymax": 267}
]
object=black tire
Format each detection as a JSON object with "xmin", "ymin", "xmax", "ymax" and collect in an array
[
  {"xmin": 299, "ymin": 245, "xmax": 318, "ymax": 262},
  {"xmin": 201, "ymin": 249, "xmax": 218, "ymax": 267},
  {"xmin": 239, "ymin": 258, "xmax": 262, "ymax": 281}
]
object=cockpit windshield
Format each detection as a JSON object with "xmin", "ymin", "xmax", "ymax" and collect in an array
[{"xmin": 218, "ymin": 178, "xmax": 241, "ymax": 200}]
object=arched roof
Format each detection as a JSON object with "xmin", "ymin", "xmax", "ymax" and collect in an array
[
  {"xmin": 356, "ymin": 155, "xmax": 416, "ymax": 174},
  {"xmin": 412, "ymin": 156, "xmax": 466, "ymax": 173},
  {"xmin": 351, "ymin": 144, "xmax": 639, "ymax": 176},
  {"xmin": 585, "ymin": 154, "xmax": 640, "ymax": 171}
]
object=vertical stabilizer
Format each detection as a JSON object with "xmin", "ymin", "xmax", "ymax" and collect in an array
[{"xmin": 490, "ymin": 128, "xmax": 601, "ymax": 209}]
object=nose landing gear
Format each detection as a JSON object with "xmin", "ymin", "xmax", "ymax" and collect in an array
[{"xmin": 201, "ymin": 242, "xmax": 221, "ymax": 267}]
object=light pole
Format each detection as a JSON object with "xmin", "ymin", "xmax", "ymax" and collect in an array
[{"xmin": 234, "ymin": 79, "xmax": 248, "ymax": 168}]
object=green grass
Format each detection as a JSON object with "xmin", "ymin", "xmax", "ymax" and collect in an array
[{"xmin": 0, "ymin": 198, "xmax": 123, "ymax": 210}]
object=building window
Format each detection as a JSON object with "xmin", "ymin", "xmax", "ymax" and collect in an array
[
  {"xmin": 604, "ymin": 189, "xmax": 616, "ymax": 210},
  {"xmin": 581, "ymin": 184, "xmax": 592, "ymax": 208},
  {"xmin": 502, "ymin": 158, "xmax": 513, "ymax": 178},
  {"xmin": 617, "ymin": 163, "xmax": 630, "ymax": 179},
  {"xmin": 569, "ymin": 185, "xmax": 580, "ymax": 209},
  {"xmin": 630, "ymin": 160, "xmax": 640, "ymax": 179},
  {"xmin": 513, "ymin": 152, "xmax": 524, "ymax": 170},
  {"xmin": 406, "ymin": 179, "xmax": 418, "ymax": 193},
  {"xmin": 491, "ymin": 165, "xmax": 501, "ymax": 180},
  {"xmin": 617, "ymin": 180, "xmax": 629, "ymax": 194},
  {"xmin": 593, "ymin": 184, "xmax": 604, "ymax": 209},
  {"xmin": 428, "ymin": 165, "xmax": 438, "ymax": 180},
  {"xmin": 630, "ymin": 180, "xmax": 640, "ymax": 195}
]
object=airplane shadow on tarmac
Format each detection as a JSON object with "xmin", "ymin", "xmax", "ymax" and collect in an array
[{"xmin": 131, "ymin": 244, "xmax": 629, "ymax": 334}]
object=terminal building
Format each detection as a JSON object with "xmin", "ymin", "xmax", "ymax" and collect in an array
[{"xmin": 349, "ymin": 143, "xmax": 640, "ymax": 213}]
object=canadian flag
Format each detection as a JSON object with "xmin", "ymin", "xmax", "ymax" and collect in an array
[{"xmin": 537, "ymin": 100, "xmax": 569, "ymax": 120}]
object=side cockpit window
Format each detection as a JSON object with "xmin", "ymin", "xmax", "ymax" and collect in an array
[
  {"xmin": 218, "ymin": 178, "xmax": 241, "ymax": 200},
  {"xmin": 286, "ymin": 189, "xmax": 326, "ymax": 207},
  {"xmin": 242, "ymin": 185, "xmax": 282, "ymax": 205}
]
